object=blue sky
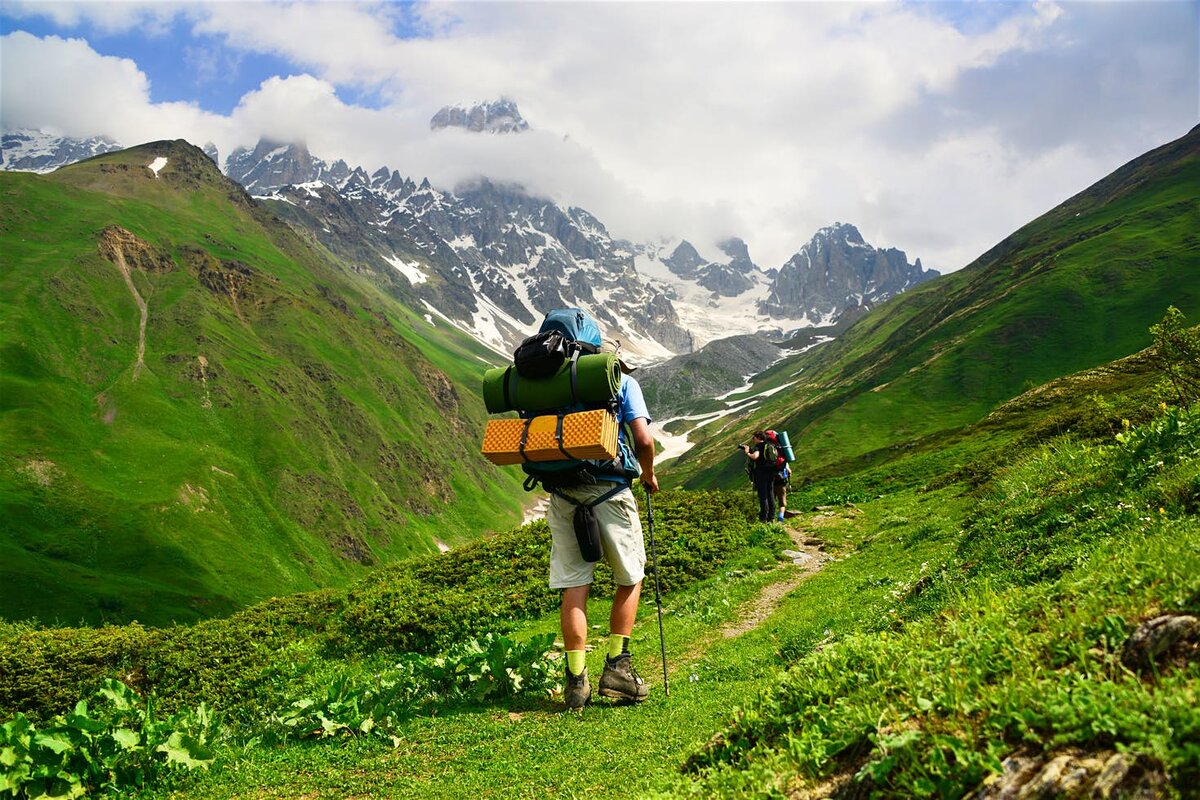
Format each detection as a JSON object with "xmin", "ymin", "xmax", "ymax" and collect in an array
[
  {"xmin": 2, "ymin": 9, "xmax": 396, "ymax": 114},
  {"xmin": 1, "ymin": 1, "xmax": 1197, "ymax": 273}
]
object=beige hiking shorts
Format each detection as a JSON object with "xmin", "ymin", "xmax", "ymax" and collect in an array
[{"xmin": 547, "ymin": 483, "xmax": 646, "ymax": 589}]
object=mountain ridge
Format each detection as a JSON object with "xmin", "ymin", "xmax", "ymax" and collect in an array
[
  {"xmin": 2, "ymin": 128, "xmax": 937, "ymax": 355},
  {"xmin": 0, "ymin": 139, "xmax": 526, "ymax": 625}
]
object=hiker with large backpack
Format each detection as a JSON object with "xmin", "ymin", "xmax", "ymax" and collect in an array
[
  {"xmin": 740, "ymin": 430, "xmax": 783, "ymax": 522},
  {"xmin": 480, "ymin": 309, "xmax": 659, "ymax": 710},
  {"xmin": 773, "ymin": 462, "xmax": 790, "ymax": 522}
]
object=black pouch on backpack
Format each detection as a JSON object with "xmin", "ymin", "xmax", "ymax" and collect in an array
[
  {"xmin": 513, "ymin": 331, "xmax": 569, "ymax": 379},
  {"xmin": 573, "ymin": 503, "xmax": 603, "ymax": 562}
]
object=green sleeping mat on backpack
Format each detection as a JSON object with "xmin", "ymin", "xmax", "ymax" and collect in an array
[{"xmin": 483, "ymin": 353, "xmax": 621, "ymax": 414}]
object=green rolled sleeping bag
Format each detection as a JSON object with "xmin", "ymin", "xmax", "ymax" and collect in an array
[{"xmin": 483, "ymin": 353, "xmax": 621, "ymax": 413}]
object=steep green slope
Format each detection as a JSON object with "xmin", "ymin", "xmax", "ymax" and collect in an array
[
  {"xmin": 0, "ymin": 141, "xmax": 524, "ymax": 626},
  {"xmin": 670, "ymin": 124, "xmax": 1200, "ymax": 488}
]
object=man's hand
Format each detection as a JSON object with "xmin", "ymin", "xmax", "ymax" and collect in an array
[{"xmin": 641, "ymin": 473, "xmax": 660, "ymax": 494}]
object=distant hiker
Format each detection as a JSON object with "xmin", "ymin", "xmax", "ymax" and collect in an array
[
  {"xmin": 774, "ymin": 462, "xmax": 790, "ymax": 522},
  {"xmin": 740, "ymin": 430, "xmax": 782, "ymax": 522}
]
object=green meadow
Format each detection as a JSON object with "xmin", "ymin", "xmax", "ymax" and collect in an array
[
  {"xmin": 3, "ymin": 392, "xmax": 1196, "ymax": 797},
  {"xmin": 1, "ymin": 142, "xmax": 524, "ymax": 627},
  {"xmin": 2, "ymin": 130, "xmax": 1199, "ymax": 798}
]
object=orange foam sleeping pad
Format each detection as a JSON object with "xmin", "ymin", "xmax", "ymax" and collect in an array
[{"xmin": 482, "ymin": 409, "xmax": 619, "ymax": 465}]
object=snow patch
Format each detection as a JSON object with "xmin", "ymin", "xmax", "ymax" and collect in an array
[
  {"xmin": 385, "ymin": 255, "xmax": 428, "ymax": 285},
  {"xmin": 147, "ymin": 157, "xmax": 167, "ymax": 177}
]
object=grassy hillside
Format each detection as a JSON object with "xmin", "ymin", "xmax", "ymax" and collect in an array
[
  {"xmin": 1, "ymin": 360, "xmax": 1195, "ymax": 798},
  {"xmin": 0, "ymin": 141, "xmax": 525, "ymax": 627},
  {"xmin": 667, "ymin": 125, "xmax": 1200, "ymax": 489},
  {"xmin": 1, "ymin": 133, "xmax": 1196, "ymax": 799}
]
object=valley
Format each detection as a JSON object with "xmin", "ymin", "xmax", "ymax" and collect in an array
[{"xmin": 1, "ymin": 123, "xmax": 1197, "ymax": 798}]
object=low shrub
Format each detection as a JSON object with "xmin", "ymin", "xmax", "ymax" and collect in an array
[
  {"xmin": 0, "ymin": 623, "xmax": 157, "ymax": 723},
  {"xmin": 0, "ymin": 680, "xmax": 221, "ymax": 799},
  {"xmin": 2, "ymin": 489, "xmax": 775, "ymax": 724},
  {"xmin": 270, "ymin": 633, "xmax": 558, "ymax": 744}
]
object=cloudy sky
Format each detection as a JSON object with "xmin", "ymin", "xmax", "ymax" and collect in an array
[{"xmin": 2, "ymin": 1, "xmax": 1197, "ymax": 273}]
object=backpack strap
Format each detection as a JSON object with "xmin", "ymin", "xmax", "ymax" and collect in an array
[
  {"xmin": 554, "ymin": 413, "xmax": 572, "ymax": 460},
  {"xmin": 550, "ymin": 482, "xmax": 629, "ymax": 510},
  {"xmin": 568, "ymin": 349, "xmax": 582, "ymax": 405},
  {"xmin": 518, "ymin": 415, "xmax": 535, "ymax": 461}
]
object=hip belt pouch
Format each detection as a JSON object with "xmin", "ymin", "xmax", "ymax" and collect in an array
[
  {"xmin": 556, "ymin": 483, "xmax": 629, "ymax": 564},
  {"xmin": 573, "ymin": 503, "xmax": 602, "ymax": 563}
]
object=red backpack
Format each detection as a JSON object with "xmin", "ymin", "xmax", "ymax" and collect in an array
[{"xmin": 763, "ymin": 430, "xmax": 785, "ymax": 469}]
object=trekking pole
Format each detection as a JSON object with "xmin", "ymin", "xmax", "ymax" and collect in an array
[{"xmin": 645, "ymin": 490, "xmax": 670, "ymax": 697}]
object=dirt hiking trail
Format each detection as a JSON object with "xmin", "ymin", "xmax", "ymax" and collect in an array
[{"xmin": 676, "ymin": 507, "xmax": 857, "ymax": 666}]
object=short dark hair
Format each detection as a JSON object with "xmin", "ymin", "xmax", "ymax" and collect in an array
[{"xmin": 752, "ymin": 430, "xmax": 765, "ymax": 440}]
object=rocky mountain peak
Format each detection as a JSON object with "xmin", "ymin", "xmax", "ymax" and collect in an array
[
  {"xmin": 718, "ymin": 237, "xmax": 757, "ymax": 274},
  {"xmin": 815, "ymin": 222, "xmax": 866, "ymax": 246},
  {"xmin": 430, "ymin": 98, "xmax": 530, "ymax": 134},
  {"xmin": 760, "ymin": 223, "xmax": 939, "ymax": 324},
  {"xmin": 663, "ymin": 241, "xmax": 707, "ymax": 279},
  {"xmin": 1, "ymin": 129, "xmax": 121, "ymax": 173},
  {"xmin": 3, "ymin": 127, "xmax": 941, "ymax": 360},
  {"xmin": 224, "ymin": 140, "xmax": 323, "ymax": 191}
]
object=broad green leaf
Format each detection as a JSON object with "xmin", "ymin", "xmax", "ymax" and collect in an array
[
  {"xmin": 32, "ymin": 733, "xmax": 73, "ymax": 756},
  {"xmin": 0, "ymin": 762, "xmax": 32, "ymax": 791},
  {"xmin": 1, "ymin": 744, "xmax": 22, "ymax": 767},
  {"xmin": 111, "ymin": 728, "xmax": 140, "ymax": 750},
  {"xmin": 156, "ymin": 733, "xmax": 214, "ymax": 770},
  {"xmin": 64, "ymin": 714, "xmax": 106, "ymax": 735},
  {"xmin": 97, "ymin": 681, "xmax": 135, "ymax": 711}
]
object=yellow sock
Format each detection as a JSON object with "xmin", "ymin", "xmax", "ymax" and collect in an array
[
  {"xmin": 607, "ymin": 634, "xmax": 629, "ymax": 659},
  {"xmin": 566, "ymin": 650, "xmax": 586, "ymax": 676}
]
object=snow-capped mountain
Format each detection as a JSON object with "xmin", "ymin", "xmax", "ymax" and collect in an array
[
  {"xmin": 238, "ymin": 139, "xmax": 691, "ymax": 358},
  {"xmin": 0, "ymin": 129, "xmax": 121, "ymax": 172},
  {"xmin": 225, "ymin": 139, "xmax": 357, "ymax": 193},
  {"xmin": 761, "ymin": 223, "xmax": 939, "ymax": 323},
  {"xmin": 430, "ymin": 99, "xmax": 529, "ymax": 134},
  {"xmin": 1, "ymin": 124, "xmax": 940, "ymax": 359}
]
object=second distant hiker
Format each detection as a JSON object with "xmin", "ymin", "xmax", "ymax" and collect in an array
[{"xmin": 740, "ymin": 430, "xmax": 781, "ymax": 522}]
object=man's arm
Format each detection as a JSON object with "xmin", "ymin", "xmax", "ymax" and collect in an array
[{"xmin": 629, "ymin": 417, "xmax": 658, "ymax": 494}]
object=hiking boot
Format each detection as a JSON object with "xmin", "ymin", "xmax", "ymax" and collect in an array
[
  {"xmin": 564, "ymin": 666, "xmax": 591, "ymax": 709},
  {"xmin": 599, "ymin": 653, "xmax": 649, "ymax": 702}
]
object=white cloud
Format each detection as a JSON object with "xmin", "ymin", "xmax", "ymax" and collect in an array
[
  {"xmin": 1, "ymin": 1, "xmax": 1195, "ymax": 274},
  {"xmin": 0, "ymin": 31, "xmax": 231, "ymax": 146},
  {"xmin": 1, "ymin": 0, "xmax": 179, "ymax": 34}
]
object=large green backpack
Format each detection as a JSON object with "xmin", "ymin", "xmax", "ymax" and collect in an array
[{"xmin": 511, "ymin": 309, "xmax": 637, "ymax": 492}]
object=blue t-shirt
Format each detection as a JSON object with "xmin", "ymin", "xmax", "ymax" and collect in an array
[
  {"xmin": 618, "ymin": 374, "xmax": 651, "ymax": 428},
  {"xmin": 616, "ymin": 375, "xmax": 650, "ymax": 477}
]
